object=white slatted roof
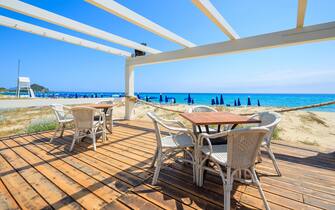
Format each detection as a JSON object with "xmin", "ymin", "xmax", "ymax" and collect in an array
[
  {"xmin": 86, "ymin": 0, "xmax": 196, "ymax": 48},
  {"xmin": 0, "ymin": 0, "xmax": 334, "ymax": 64},
  {"xmin": 192, "ymin": 0, "xmax": 239, "ymax": 40},
  {"xmin": 297, "ymin": 0, "xmax": 307, "ymax": 28},
  {"xmin": 0, "ymin": 15, "xmax": 131, "ymax": 56},
  {"xmin": 0, "ymin": 0, "xmax": 160, "ymax": 54}
]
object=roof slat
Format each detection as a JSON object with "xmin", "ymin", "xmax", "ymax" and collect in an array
[
  {"xmin": 192, "ymin": 0, "xmax": 239, "ymax": 40},
  {"xmin": 128, "ymin": 21, "xmax": 335, "ymax": 66},
  {"xmin": 297, "ymin": 0, "xmax": 307, "ymax": 28},
  {"xmin": 86, "ymin": 0, "xmax": 196, "ymax": 48},
  {"xmin": 0, "ymin": 0, "xmax": 160, "ymax": 54},
  {"xmin": 0, "ymin": 15, "xmax": 131, "ymax": 56}
]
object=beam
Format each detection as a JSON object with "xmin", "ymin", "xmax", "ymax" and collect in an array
[
  {"xmin": 192, "ymin": 0, "xmax": 239, "ymax": 40},
  {"xmin": 0, "ymin": 0, "xmax": 160, "ymax": 54},
  {"xmin": 297, "ymin": 0, "xmax": 307, "ymax": 28},
  {"xmin": 86, "ymin": 0, "xmax": 196, "ymax": 48},
  {"xmin": 128, "ymin": 21, "xmax": 335, "ymax": 66},
  {"xmin": 124, "ymin": 58, "xmax": 135, "ymax": 120},
  {"xmin": 0, "ymin": 15, "xmax": 131, "ymax": 56}
]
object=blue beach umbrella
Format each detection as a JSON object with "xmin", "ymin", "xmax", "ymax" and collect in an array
[
  {"xmin": 211, "ymin": 98, "xmax": 215, "ymax": 105},
  {"xmin": 145, "ymin": 96, "xmax": 149, "ymax": 102},
  {"xmin": 257, "ymin": 99, "xmax": 261, "ymax": 106},
  {"xmin": 188, "ymin": 94, "xmax": 192, "ymax": 104},
  {"xmin": 137, "ymin": 94, "xmax": 141, "ymax": 99},
  {"xmin": 234, "ymin": 100, "xmax": 237, "ymax": 106},
  {"xmin": 215, "ymin": 96, "xmax": 219, "ymax": 105},
  {"xmin": 165, "ymin": 95, "xmax": 168, "ymax": 103},
  {"xmin": 191, "ymin": 99, "xmax": 194, "ymax": 104},
  {"xmin": 159, "ymin": 94, "xmax": 163, "ymax": 103},
  {"xmin": 220, "ymin": 94, "xmax": 224, "ymax": 105},
  {"xmin": 237, "ymin": 98, "xmax": 241, "ymax": 106},
  {"xmin": 247, "ymin": 97, "xmax": 251, "ymax": 106}
]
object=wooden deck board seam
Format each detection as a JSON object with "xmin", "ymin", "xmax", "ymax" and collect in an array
[
  {"xmin": 31, "ymin": 134, "xmax": 197, "ymax": 210},
  {"xmin": 7, "ymin": 136, "xmax": 112, "ymax": 208},
  {"xmin": 0, "ymin": 142, "xmax": 53, "ymax": 209}
]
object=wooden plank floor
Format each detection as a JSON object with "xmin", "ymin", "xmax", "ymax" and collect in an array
[{"xmin": 0, "ymin": 120, "xmax": 334, "ymax": 209}]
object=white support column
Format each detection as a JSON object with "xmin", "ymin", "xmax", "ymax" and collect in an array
[{"xmin": 124, "ymin": 58, "xmax": 135, "ymax": 120}]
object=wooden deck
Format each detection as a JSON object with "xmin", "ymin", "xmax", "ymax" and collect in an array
[{"xmin": 0, "ymin": 120, "xmax": 334, "ymax": 209}]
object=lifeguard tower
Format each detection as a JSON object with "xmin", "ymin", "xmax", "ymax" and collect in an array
[{"xmin": 16, "ymin": 76, "xmax": 35, "ymax": 98}]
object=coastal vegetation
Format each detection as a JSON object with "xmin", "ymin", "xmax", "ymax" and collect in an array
[
  {"xmin": 0, "ymin": 87, "xmax": 7, "ymax": 92},
  {"xmin": 0, "ymin": 104, "xmax": 334, "ymax": 151},
  {"xmin": 26, "ymin": 118, "xmax": 57, "ymax": 133},
  {"xmin": 31, "ymin": 83, "xmax": 49, "ymax": 92},
  {"xmin": 0, "ymin": 83, "xmax": 49, "ymax": 93}
]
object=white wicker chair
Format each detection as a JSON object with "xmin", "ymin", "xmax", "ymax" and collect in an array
[
  {"xmin": 50, "ymin": 104, "xmax": 73, "ymax": 142},
  {"xmin": 95, "ymin": 99, "xmax": 114, "ymax": 132},
  {"xmin": 198, "ymin": 127, "xmax": 270, "ymax": 210},
  {"xmin": 147, "ymin": 112, "xmax": 196, "ymax": 185},
  {"xmin": 70, "ymin": 107, "xmax": 106, "ymax": 152},
  {"xmin": 251, "ymin": 112, "xmax": 282, "ymax": 176}
]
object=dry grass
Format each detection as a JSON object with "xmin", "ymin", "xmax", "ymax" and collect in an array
[
  {"xmin": 300, "ymin": 112, "xmax": 328, "ymax": 127},
  {"xmin": 0, "ymin": 107, "xmax": 54, "ymax": 137},
  {"xmin": 299, "ymin": 139, "xmax": 320, "ymax": 146}
]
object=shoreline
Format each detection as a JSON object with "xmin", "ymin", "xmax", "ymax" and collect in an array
[{"xmin": 0, "ymin": 97, "xmax": 122, "ymax": 110}]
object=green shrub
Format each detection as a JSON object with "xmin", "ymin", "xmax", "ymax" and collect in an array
[
  {"xmin": 272, "ymin": 127, "xmax": 281, "ymax": 140},
  {"xmin": 26, "ymin": 118, "xmax": 58, "ymax": 134}
]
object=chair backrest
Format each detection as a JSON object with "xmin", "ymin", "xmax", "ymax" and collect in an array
[
  {"xmin": 189, "ymin": 105, "xmax": 217, "ymax": 113},
  {"xmin": 251, "ymin": 112, "xmax": 281, "ymax": 144},
  {"xmin": 51, "ymin": 104, "xmax": 68, "ymax": 122},
  {"xmin": 95, "ymin": 99, "xmax": 114, "ymax": 105},
  {"xmin": 71, "ymin": 107, "xmax": 96, "ymax": 130},
  {"xmin": 96, "ymin": 100, "xmax": 114, "ymax": 116},
  {"xmin": 227, "ymin": 127, "xmax": 268, "ymax": 169},
  {"xmin": 147, "ymin": 112, "xmax": 163, "ymax": 149}
]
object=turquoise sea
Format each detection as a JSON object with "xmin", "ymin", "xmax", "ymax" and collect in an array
[
  {"xmin": 135, "ymin": 93, "xmax": 335, "ymax": 112},
  {"xmin": 4, "ymin": 92, "xmax": 335, "ymax": 112}
]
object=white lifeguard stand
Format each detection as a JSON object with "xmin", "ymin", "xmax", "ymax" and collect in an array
[{"xmin": 17, "ymin": 76, "xmax": 35, "ymax": 98}]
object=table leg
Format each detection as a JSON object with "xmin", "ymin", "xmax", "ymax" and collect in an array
[{"xmin": 231, "ymin": 124, "xmax": 238, "ymax": 129}]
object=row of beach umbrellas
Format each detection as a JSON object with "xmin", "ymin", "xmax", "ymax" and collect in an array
[
  {"xmin": 137, "ymin": 93, "xmax": 261, "ymax": 106},
  {"xmin": 211, "ymin": 95, "xmax": 261, "ymax": 106}
]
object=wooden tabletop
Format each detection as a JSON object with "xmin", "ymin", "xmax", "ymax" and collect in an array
[
  {"xmin": 74, "ymin": 104, "xmax": 114, "ymax": 109},
  {"xmin": 180, "ymin": 112, "xmax": 260, "ymax": 125}
]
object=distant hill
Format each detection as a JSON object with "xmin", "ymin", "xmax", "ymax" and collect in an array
[
  {"xmin": 0, "ymin": 87, "xmax": 7, "ymax": 92},
  {"xmin": 31, "ymin": 84, "xmax": 49, "ymax": 92}
]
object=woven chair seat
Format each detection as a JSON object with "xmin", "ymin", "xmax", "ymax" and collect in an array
[
  {"xmin": 201, "ymin": 144, "xmax": 228, "ymax": 165},
  {"xmin": 161, "ymin": 134, "xmax": 194, "ymax": 148}
]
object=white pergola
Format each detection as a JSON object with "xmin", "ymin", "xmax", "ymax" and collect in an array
[{"xmin": 1, "ymin": 0, "xmax": 334, "ymax": 119}]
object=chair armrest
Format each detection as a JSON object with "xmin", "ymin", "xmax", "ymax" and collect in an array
[
  {"xmin": 199, "ymin": 131, "xmax": 229, "ymax": 140},
  {"xmin": 63, "ymin": 106, "xmax": 74, "ymax": 120},
  {"xmin": 198, "ymin": 131, "xmax": 229, "ymax": 156},
  {"xmin": 160, "ymin": 118, "xmax": 186, "ymax": 128}
]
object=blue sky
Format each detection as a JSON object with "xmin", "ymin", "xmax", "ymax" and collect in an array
[{"xmin": 0, "ymin": 0, "xmax": 335, "ymax": 93}]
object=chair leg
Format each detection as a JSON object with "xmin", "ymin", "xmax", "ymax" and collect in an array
[
  {"xmin": 59, "ymin": 124, "xmax": 65, "ymax": 138},
  {"xmin": 70, "ymin": 132, "xmax": 77, "ymax": 152},
  {"xmin": 151, "ymin": 151, "xmax": 162, "ymax": 185},
  {"xmin": 151, "ymin": 148, "xmax": 158, "ymax": 168},
  {"xmin": 266, "ymin": 146, "xmax": 281, "ymax": 176},
  {"xmin": 251, "ymin": 168, "xmax": 270, "ymax": 210},
  {"xmin": 50, "ymin": 125, "xmax": 60, "ymax": 143},
  {"xmin": 257, "ymin": 149, "xmax": 263, "ymax": 163},
  {"xmin": 92, "ymin": 133, "xmax": 97, "ymax": 151},
  {"xmin": 224, "ymin": 168, "xmax": 232, "ymax": 210},
  {"xmin": 199, "ymin": 167, "xmax": 205, "ymax": 187},
  {"xmin": 102, "ymin": 125, "xmax": 107, "ymax": 142}
]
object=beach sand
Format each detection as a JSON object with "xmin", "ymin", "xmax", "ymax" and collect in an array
[{"xmin": 0, "ymin": 102, "xmax": 334, "ymax": 151}]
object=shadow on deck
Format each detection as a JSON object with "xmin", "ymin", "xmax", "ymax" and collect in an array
[{"xmin": 0, "ymin": 120, "xmax": 334, "ymax": 209}]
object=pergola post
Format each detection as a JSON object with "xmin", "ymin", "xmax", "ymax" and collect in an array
[{"xmin": 124, "ymin": 58, "xmax": 135, "ymax": 120}]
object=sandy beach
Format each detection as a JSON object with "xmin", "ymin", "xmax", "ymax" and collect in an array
[{"xmin": 0, "ymin": 99, "xmax": 334, "ymax": 151}]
